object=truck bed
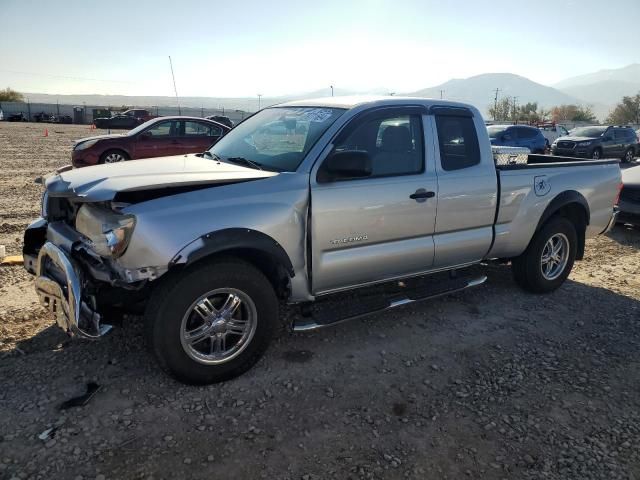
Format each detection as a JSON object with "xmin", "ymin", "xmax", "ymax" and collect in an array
[
  {"xmin": 497, "ymin": 154, "xmax": 620, "ymax": 170},
  {"xmin": 489, "ymin": 156, "xmax": 620, "ymax": 259}
]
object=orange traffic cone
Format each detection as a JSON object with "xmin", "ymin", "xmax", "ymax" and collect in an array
[{"xmin": 44, "ymin": 128, "xmax": 48, "ymax": 137}]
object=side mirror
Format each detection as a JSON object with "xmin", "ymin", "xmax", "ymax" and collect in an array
[
  {"xmin": 503, "ymin": 134, "xmax": 512, "ymax": 141},
  {"xmin": 324, "ymin": 150, "xmax": 372, "ymax": 180},
  {"xmin": 139, "ymin": 132, "xmax": 152, "ymax": 140},
  {"xmin": 603, "ymin": 136, "xmax": 613, "ymax": 142}
]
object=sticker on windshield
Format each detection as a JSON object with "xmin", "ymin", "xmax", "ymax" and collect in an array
[{"xmin": 296, "ymin": 108, "xmax": 334, "ymax": 122}]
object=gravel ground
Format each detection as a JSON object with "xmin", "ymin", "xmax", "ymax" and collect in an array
[{"xmin": 0, "ymin": 121, "xmax": 639, "ymax": 480}]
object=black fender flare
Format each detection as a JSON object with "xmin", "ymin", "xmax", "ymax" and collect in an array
[
  {"xmin": 536, "ymin": 190, "xmax": 590, "ymax": 231},
  {"xmin": 536, "ymin": 190, "xmax": 590, "ymax": 259},
  {"xmin": 170, "ymin": 228, "xmax": 295, "ymax": 277}
]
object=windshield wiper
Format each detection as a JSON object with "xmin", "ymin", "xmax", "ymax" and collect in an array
[
  {"xmin": 202, "ymin": 151, "xmax": 221, "ymax": 161},
  {"xmin": 225, "ymin": 156, "xmax": 264, "ymax": 171}
]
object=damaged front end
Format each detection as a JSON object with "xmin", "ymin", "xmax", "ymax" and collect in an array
[
  {"xmin": 35, "ymin": 241, "xmax": 111, "ymax": 338},
  {"xmin": 24, "ymin": 155, "xmax": 279, "ymax": 338},
  {"xmin": 25, "ymin": 214, "xmax": 151, "ymax": 339}
]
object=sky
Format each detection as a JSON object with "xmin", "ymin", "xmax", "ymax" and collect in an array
[{"xmin": 1, "ymin": 0, "xmax": 639, "ymax": 98}]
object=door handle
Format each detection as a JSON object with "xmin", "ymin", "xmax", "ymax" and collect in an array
[{"xmin": 410, "ymin": 190, "xmax": 435, "ymax": 200}]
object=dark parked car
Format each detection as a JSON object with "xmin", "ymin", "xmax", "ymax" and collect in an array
[
  {"xmin": 33, "ymin": 111, "xmax": 53, "ymax": 122},
  {"xmin": 93, "ymin": 109, "xmax": 155, "ymax": 129},
  {"xmin": 205, "ymin": 115, "xmax": 234, "ymax": 128},
  {"xmin": 7, "ymin": 112, "xmax": 27, "ymax": 122},
  {"xmin": 52, "ymin": 114, "xmax": 72, "ymax": 124},
  {"xmin": 552, "ymin": 125, "xmax": 638, "ymax": 162},
  {"xmin": 487, "ymin": 125, "xmax": 546, "ymax": 153},
  {"xmin": 618, "ymin": 165, "xmax": 640, "ymax": 225},
  {"xmin": 72, "ymin": 116, "xmax": 230, "ymax": 167}
]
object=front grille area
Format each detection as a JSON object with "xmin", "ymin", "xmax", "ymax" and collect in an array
[
  {"xmin": 557, "ymin": 140, "xmax": 575, "ymax": 149},
  {"xmin": 46, "ymin": 196, "xmax": 76, "ymax": 224},
  {"xmin": 621, "ymin": 186, "xmax": 640, "ymax": 203}
]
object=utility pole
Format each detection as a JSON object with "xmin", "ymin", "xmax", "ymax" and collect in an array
[
  {"xmin": 439, "ymin": 89, "xmax": 444, "ymax": 100},
  {"xmin": 330, "ymin": 85, "xmax": 334, "ymax": 97},
  {"xmin": 512, "ymin": 96, "xmax": 518, "ymax": 123},
  {"xmin": 257, "ymin": 94, "xmax": 262, "ymax": 111},
  {"xmin": 493, "ymin": 88, "xmax": 500, "ymax": 120}
]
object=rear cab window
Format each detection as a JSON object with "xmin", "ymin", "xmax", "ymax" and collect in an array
[{"xmin": 434, "ymin": 113, "xmax": 481, "ymax": 171}]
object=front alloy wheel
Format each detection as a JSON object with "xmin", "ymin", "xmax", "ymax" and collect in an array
[
  {"xmin": 180, "ymin": 289, "xmax": 257, "ymax": 365},
  {"xmin": 145, "ymin": 258, "xmax": 278, "ymax": 384},
  {"xmin": 103, "ymin": 152, "xmax": 126, "ymax": 163}
]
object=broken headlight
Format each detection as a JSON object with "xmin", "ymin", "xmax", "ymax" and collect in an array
[{"xmin": 75, "ymin": 204, "xmax": 136, "ymax": 258}]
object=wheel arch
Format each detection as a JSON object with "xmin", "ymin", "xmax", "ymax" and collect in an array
[
  {"xmin": 536, "ymin": 190, "xmax": 590, "ymax": 260},
  {"xmin": 169, "ymin": 228, "xmax": 295, "ymax": 298}
]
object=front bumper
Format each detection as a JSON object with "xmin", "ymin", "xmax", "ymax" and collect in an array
[
  {"xmin": 551, "ymin": 147, "xmax": 592, "ymax": 158},
  {"xmin": 34, "ymin": 241, "xmax": 112, "ymax": 338}
]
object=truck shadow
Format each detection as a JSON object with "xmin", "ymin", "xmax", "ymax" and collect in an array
[
  {"xmin": 6, "ymin": 257, "xmax": 640, "ymax": 382},
  {"xmin": 607, "ymin": 223, "xmax": 640, "ymax": 247}
]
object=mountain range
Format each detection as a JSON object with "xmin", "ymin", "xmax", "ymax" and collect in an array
[{"xmin": 21, "ymin": 64, "xmax": 640, "ymax": 121}]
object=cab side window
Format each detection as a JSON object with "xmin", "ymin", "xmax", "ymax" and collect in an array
[
  {"xmin": 144, "ymin": 121, "xmax": 174, "ymax": 137},
  {"xmin": 435, "ymin": 115, "xmax": 480, "ymax": 171},
  {"xmin": 333, "ymin": 113, "xmax": 424, "ymax": 177}
]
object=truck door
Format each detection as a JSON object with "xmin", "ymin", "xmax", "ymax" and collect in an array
[
  {"xmin": 431, "ymin": 108, "xmax": 497, "ymax": 267},
  {"xmin": 310, "ymin": 107, "xmax": 438, "ymax": 294}
]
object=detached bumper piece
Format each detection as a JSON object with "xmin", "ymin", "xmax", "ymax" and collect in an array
[{"xmin": 34, "ymin": 242, "xmax": 112, "ymax": 338}]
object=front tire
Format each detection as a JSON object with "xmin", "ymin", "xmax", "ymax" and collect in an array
[
  {"xmin": 145, "ymin": 258, "xmax": 278, "ymax": 384},
  {"xmin": 511, "ymin": 216, "xmax": 577, "ymax": 293},
  {"xmin": 99, "ymin": 149, "xmax": 129, "ymax": 164},
  {"xmin": 622, "ymin": 148, "xmax": 634, "ymax": 163},
  {"xmin": 591, "ymin": 148, "xmax": 602, "ymax": 160}
]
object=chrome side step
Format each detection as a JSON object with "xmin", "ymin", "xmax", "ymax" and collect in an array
[{"xmin": 293, "ymin": 275, "xmax": 487, "ymax": 332}]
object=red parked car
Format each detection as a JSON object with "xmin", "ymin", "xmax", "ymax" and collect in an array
[{"xmin": 72, "ymin": 116, "xmax": 230, "ymax": 167}]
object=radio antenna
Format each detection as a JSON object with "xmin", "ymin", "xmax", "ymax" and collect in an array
[{"xmin": 169, "ymin": 56, "xmax": 181, "ymax": 115}]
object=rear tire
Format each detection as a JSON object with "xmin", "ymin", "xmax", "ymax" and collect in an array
[
  {"xmin": 144, "ymin": 258, "xmax": 278, "ymax": 384},
  {"xmin": 511, "ymin": 216, "xmax": 577, "ymax": 293},
  {"xmin": 622, "ymin": 148, "xmax": 634, "ymax": 163}
]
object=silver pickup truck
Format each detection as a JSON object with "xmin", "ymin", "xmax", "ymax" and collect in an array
[{"xmin": 23, "ymin": 97, "xmax": 621, "ymax": 384}]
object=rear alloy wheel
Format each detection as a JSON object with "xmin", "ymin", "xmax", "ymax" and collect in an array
[
  {"xmin": 100, "ymin": 150, "xmax": 128, "ymax": 164},
  {"xmin": 512, "ymin": 216, "xmax": 577, "ymax": 293},
  {"xmin": 591, "ymin": 148, "xmax": 602, "ymax": 160},
  {"xmin": 623, "ymin": 148, "xmax": 634, "ymax": 163}
]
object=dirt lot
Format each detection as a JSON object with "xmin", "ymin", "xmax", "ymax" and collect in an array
[{"xmin": 0, "ymin": 121, "xmax": 639, "ymax": 480}]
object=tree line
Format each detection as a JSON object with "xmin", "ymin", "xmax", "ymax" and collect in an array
[
  {"xmin": 488, "ymin": 91, "xmax": 640, "ymax": 125},
  {"xmin": 488, "ymin": 98, "xmax": 596, "ymax": 123}
]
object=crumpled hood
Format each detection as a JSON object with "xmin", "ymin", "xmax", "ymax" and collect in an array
[{"xmin": 45, "ymin": 154, "xmax": 277, "ymax": 202}]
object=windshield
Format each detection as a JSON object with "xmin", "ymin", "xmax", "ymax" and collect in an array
[
  {"xmin": 127, "ymin": 120, "xmax": 155, "ymax": 136},
  {"xmin": 570, "ymin": 126, "xmax": 607, "ymax": 137},
  {"xmin": 487, "ymin": 126, "xmax": 508, "ymax": 138},
  {"xmin": 208, "ymin": 107, "xmax": 345, "ymax": 171}
]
